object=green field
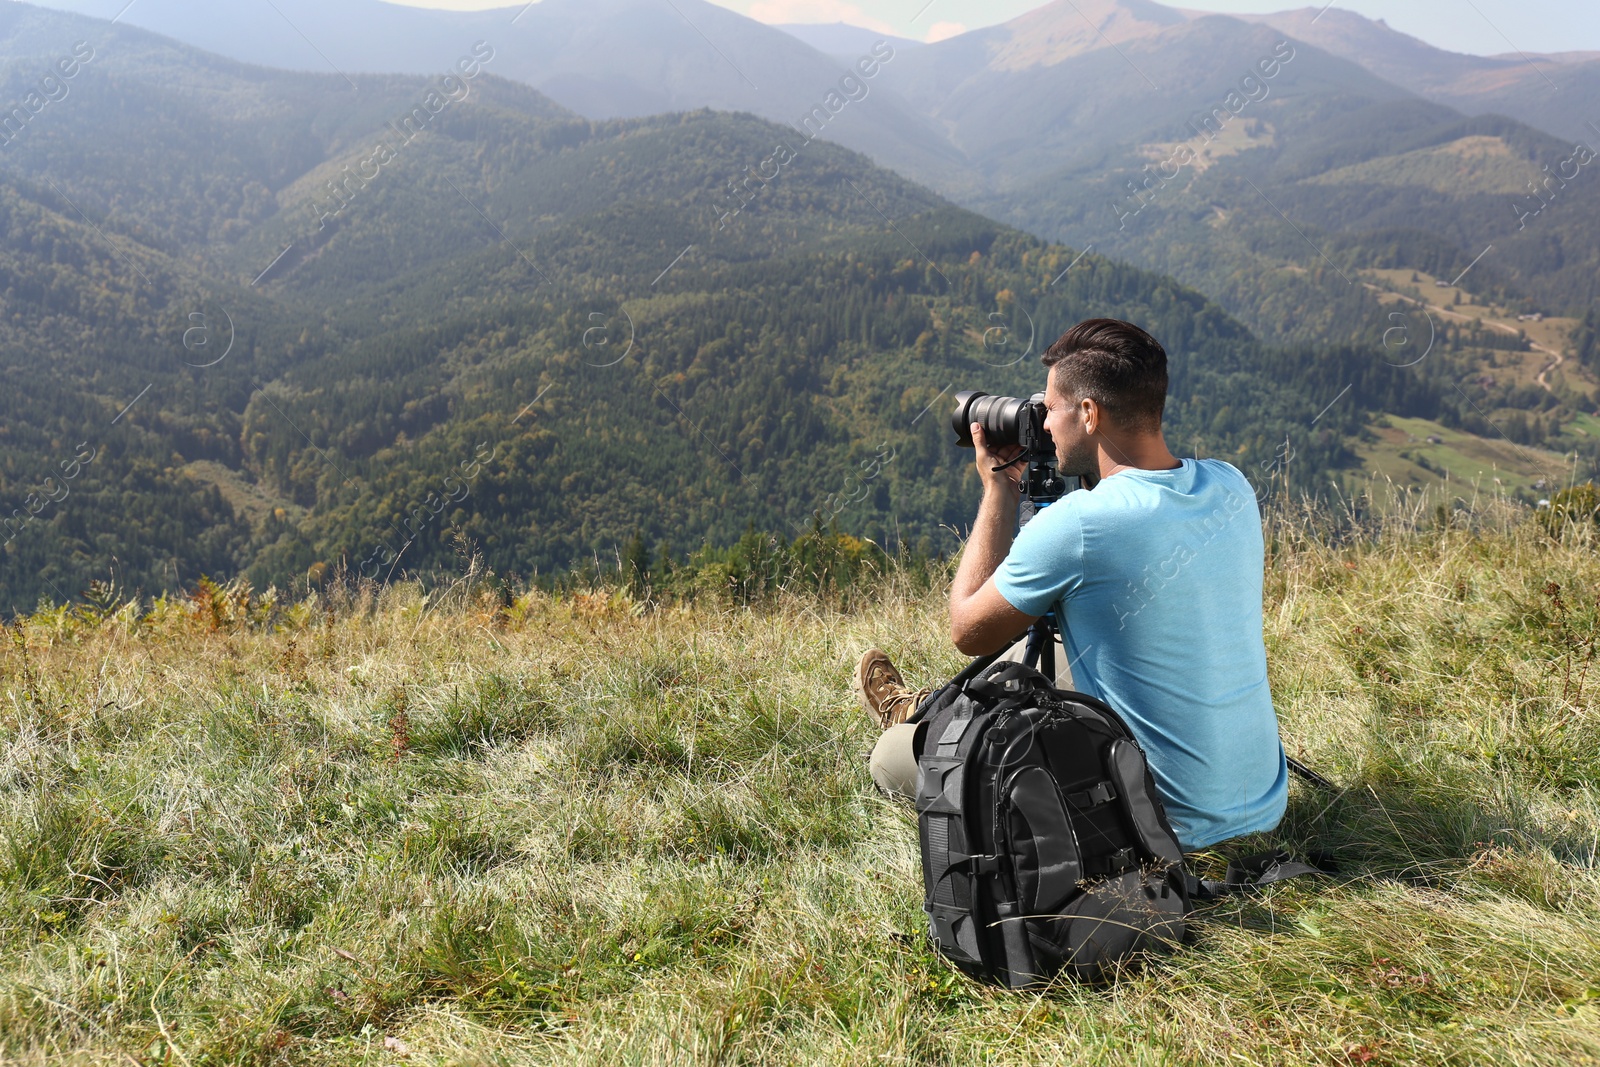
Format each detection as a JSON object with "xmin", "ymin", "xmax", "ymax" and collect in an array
[
  {"xmin": 1355, "ymin": 415, "xmax": 1578, "ymax": 502},
  {"xmin": 1567, "ymin": 412, "xmax": 1600, "ymax": 440},
  {"xmin": 5, "ymin": 498, "xmax": 1600, "ymax": 1064}
]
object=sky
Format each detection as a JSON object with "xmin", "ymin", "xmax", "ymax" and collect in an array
[{"xmin": 389, "ymin": 0, "xmax": 1600, "ymax": 56}]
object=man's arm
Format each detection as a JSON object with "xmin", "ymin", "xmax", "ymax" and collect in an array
[{"xmin": 949, "ymin": 424, "xmax": 1040, "ymax": 655}]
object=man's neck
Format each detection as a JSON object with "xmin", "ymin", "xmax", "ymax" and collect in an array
[{"xmin": 1097, "ymin": 433, "xmax": 1181, "ymax": 481}]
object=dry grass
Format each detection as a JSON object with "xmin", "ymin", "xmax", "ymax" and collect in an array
[{"xmin": 4, "ymin": 493, "xmax": 1600, "ymax": 1064}]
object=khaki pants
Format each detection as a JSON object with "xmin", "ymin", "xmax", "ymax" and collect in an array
[{"xmin": 868, "ymin": 633, "xmax": 1072, "ymax": 799}]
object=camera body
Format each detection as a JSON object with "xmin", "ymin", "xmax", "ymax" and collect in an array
[{"xmin": 950, "ymin": 390, "xmax": 1071, "ymax": 514}]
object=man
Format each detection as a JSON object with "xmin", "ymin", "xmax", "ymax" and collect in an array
[{"xmin": 855, "ymin": 318, "xmax": 1287, "ymax": 852}]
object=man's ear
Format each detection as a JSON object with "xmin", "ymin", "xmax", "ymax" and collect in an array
[{"xmin": 1080, "ymin": 396, "xmax": 1100, "ymax": 435}]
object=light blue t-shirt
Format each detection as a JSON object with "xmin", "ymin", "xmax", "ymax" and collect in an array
[{"xmin": 993, "ymin": 458, "xmax": 1287, "ymax": 851}]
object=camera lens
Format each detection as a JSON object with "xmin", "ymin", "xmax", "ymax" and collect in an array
[{"xmin": 951, "ymin": 390, "xmax": 1029, "ymax": 448}]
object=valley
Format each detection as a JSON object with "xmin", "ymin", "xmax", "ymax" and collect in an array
[
  {"xmin": 1350, "ymin": 266, "xmax": 1591, "ymax": 500},
  {"xmin": 0, "ymin": 0, "xmax": 1594, "ymax": 611}
]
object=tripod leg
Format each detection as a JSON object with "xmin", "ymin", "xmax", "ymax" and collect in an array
[
  {"xmin": 1021, "ymin": 625, "xmax": 1045, "ymax": 671},
  {"xmin": 1287, "ymin": 756, "xmax": 1339, "ymax": 793},
  {"xmin": 1020, "ymin": 620, "xmax": 1056, "ymax": 679}
]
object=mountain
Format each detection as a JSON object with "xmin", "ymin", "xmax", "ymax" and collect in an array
[
  {"xmin": 845, "ymin": 0, "xmax": 1600, "ymax": 476},
  {"xmin": 22, "ymin": 0, "xmax": 970, "ymax": 189},
  {"xmin": 21, "ymin": 1, "xmax": 1595, "ymax": 326},
  {"xmin": 36, "ymin": 0, "xmax": 1596, "ymax": 148},
  {"xmin": 0, "ymin": 4, "xmax": 1458, "ymax": 611},
  {"xmin": 880, "ymin": 8, "xmax": 1417, "ymax": 185},
  {"xmin": 1233, "ymin": 7, "xmax": 1600, "ymax": 146},
  {"xmin": 14, "ymin": 0, "xmax": 515, "ymax": 74},
  {"xmin": 774, "ymin": 23, "xmax": 924, "ymax": 59}
]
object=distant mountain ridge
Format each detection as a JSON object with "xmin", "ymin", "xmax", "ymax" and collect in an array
[
  {"xmin": 25, "ymin": 0, "xmax": 1597, "ymax": 147},
  {"xmin": 774, "ymin": 22, "xmax": 923, "ymax": 58},
  {"xmin": 19, "ymin": 0, "xmax": 968, "ymax": 186},
  {"xmin": 12, "ymin": 0, "xmax": 1598, "ymax": 338},
  {"xmin": 1232, "ymin": 6, "xmax": 1600, "ymax": 145}
]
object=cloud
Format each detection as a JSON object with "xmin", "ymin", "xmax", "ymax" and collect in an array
[
  {"xmin": 925, "ymin": 21, "xmax": 967, "ymax": 43},
  {"xmin": 747, "ymin": 0, "xmax": 897, "ymax": 34}
]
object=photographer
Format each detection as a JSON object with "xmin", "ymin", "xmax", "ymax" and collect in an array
[{"xmin": 855, "ymin": 318, "xmax": 1287, "ymax": 852}]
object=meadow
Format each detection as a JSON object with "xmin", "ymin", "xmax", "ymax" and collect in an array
[{"xmin": 3, "ymin": 490, "xmax": 1600, "ymax": 1065}]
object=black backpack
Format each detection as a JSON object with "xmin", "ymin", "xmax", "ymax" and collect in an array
[{"xmin": 914, "ymin": 657, "xmax": 1191, "ymax": 987}]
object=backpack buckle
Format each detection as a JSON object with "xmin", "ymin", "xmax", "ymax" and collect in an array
[
  {"xmin": 1066, "ymin": 781, "xmax": 1118, "ymax": 808},
  {"xmin": 948, "ymin": 851, "xmax": 1002, "ymax": 875},
  {"xmin": 963, "ymin": 676, "xmax": 1009, "ymax": 702},
  {"xmin": 1084, "ymin": 847, "xmax": 1137, "ymax": 877}
]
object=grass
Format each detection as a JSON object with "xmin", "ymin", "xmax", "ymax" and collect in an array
[
  {"xmin": 1355, "ymin": 415, "xmax": 1575, "ymax": 501},
  {"xmin": 1568, "ymin": 413, "xmax": 1600, "ymax": 440},
  {"xmin": 5, "ymin": 496, "xmax": 1600, "ymax": 1064}
]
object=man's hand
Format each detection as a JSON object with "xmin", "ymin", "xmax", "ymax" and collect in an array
[
  {"xmin": 972, "ymin": 423, "xmax": 1025, "ymax": 498},
  {"xmin": 950, "ymin": 422, "xmax": 1039, "ymax": 656}
]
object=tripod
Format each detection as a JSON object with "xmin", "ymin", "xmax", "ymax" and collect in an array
[{"xmin": 1012, "ymin": 452, "xmax": 1069, "ymax": 682}]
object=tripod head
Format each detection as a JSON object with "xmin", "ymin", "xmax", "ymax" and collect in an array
[{"xmin": 1016, "ymin": 455, "xmax": 1070, "ymax": 528}]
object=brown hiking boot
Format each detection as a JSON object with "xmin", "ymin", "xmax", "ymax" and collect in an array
[{"xmin": 854, "ymin": 648, "xmax": 933, "ymax": 730}]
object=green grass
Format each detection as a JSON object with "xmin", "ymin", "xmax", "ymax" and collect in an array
[
  {"xmin": 6, "ymin": 497, "xmax": 1600, "ymax": 1064},
  {"xmin": 1356, "ymin": 415, "xmax": 1574, "ymax": 500},
  {"xmin": 1568, "ymin": 413, "xmax": 1600, "ymax": 441}
]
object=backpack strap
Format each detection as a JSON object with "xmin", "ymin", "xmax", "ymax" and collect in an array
[
  {"xmin": 1185, "ymin": 848, "xmax": 1328, "ymax": 902},
  {"xmin": 906, "ymin": 641, "xmax": 1047, "ymax": 725},
  {"xmin": 905, "ymin": 646, "xmax": 1008, "ymax": 725}
]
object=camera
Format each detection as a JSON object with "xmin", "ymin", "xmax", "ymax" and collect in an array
[
  {"xmin": 950, "ymin": 391, "xmax": 1052, "ymax": 454},
  {"xmin": 950, "ymin": 390, "xmax": 1071, "ymax": 514}
]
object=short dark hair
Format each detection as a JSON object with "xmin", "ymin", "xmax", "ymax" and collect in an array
[{"xmin": 1040, "ymin": 318, "xmax": 1167, "ymax": 432}]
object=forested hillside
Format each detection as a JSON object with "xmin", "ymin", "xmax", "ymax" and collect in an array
[
  {"xmin": 868, "ymin": 13, "xmax": 1600, "ymax": 338},
  {"xmin": 0, "ymin": 5, "xmax": 1527, "ymax": 610},
  {"xmin": 18, "ymin": 0, "xmax": 1599, "ymax": 343}
]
